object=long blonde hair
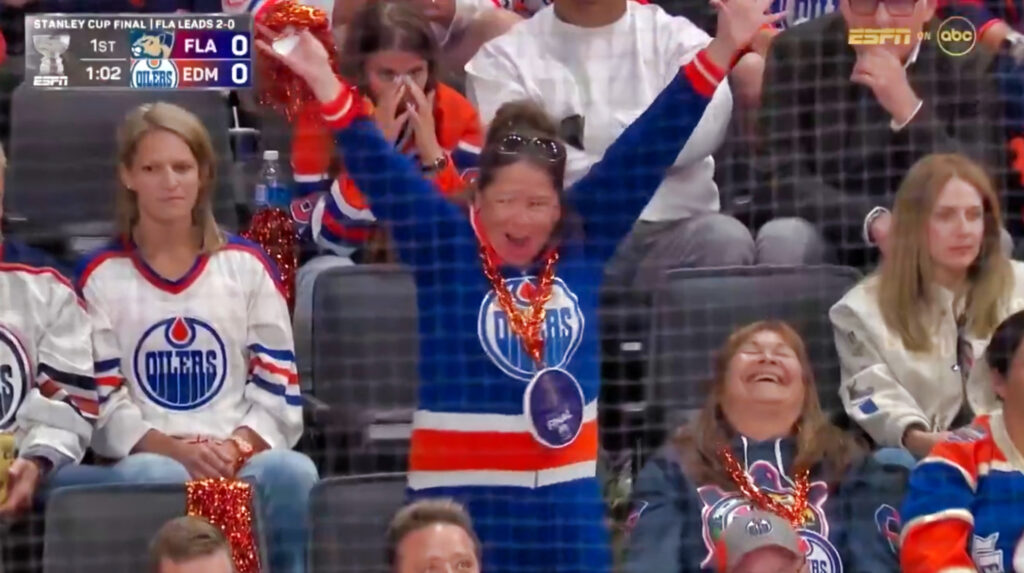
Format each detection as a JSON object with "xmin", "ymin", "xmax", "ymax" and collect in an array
[
  {"xmin": 674, "ymin": 321, "xmax": 865, "ymax": 489},
  {"xmin": 115, "ymin": 102, "xmax": 224, "ymax": 252},
  {"xmin": 877, "ymin": 153, "xmax": 1013, "ymax": 352}
]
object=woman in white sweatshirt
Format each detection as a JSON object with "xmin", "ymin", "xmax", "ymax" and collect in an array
[{"xmin": 831, "ymin": 153, "xmax": 1024, "ymax": 459}]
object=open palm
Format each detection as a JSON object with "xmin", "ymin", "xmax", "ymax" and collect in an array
[
  {"xmin": 712, "ymin": 0, "xmax": 783, "ymax": 54},
  {"xmin": 255, "ymin": 26, "xmax": 333, "ymax": 86}
]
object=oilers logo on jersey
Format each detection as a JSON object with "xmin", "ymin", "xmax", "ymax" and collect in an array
[
  {"xmin": 698, "ymin": 461, "xmax": 842, "ymax": 572},
  {"xmin": 477, "ymin": 277, "xmax": 584, "ymax": 380},
  {"xmin": 0, "ymin": 324, "xmax": 29, "ymax": 430},
  {"xmin": 130, "ymin": 59, "xmax": 179, "ymax": 89},
  {"xmin": 133, "ymin": 317, "xmax": 227, "ymax": 411}
]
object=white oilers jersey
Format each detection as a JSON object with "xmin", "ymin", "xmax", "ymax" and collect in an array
[
  {"xmin": 0, "ymin": 261, "xmax": 96, "ymax": 464},
  {"xmin": 78, "ymin": 236, "xmax": 302, "ymax": 459}
]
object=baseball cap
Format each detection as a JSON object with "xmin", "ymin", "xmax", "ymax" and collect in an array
[{"xmin": 714, "ymin": 510, "xmax": 805, "ymax": 572}]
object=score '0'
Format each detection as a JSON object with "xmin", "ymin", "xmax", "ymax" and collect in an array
[
  {"xmin": 231, "ymin": 62, "xmax": 248, "ymax": 85},
  {"xmin": 232, "ymin": 33, "xmax": 249, "ymax": 57}
]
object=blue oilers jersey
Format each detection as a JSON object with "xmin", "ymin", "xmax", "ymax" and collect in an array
[
  {"xmin": 76, "ymin": 235, "xmax": 302, "ymax": 459},
  {"xmin": 902, "ymin": 414, "xmax": 1024, "ymax": 573}
]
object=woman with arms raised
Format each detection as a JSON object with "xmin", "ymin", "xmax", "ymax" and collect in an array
[{"xmin": 257, "ymin": 0, "xmax": 779, "ymax": 568}]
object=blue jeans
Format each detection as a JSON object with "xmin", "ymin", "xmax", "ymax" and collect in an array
[
  {"xmin": 872, "ymin": 447, "xmax": 917, "ymax": 470},
  {"xmin": 113, "ymin": 450, "xmax": 318, "ymax": 573}
]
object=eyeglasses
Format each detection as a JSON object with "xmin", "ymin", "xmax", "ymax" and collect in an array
[
  {"xmin": 848, "ymin": 0, "xmax": 918, "ymax": 17},
  {"xmin": 495, "ymin": 134, "xmax": 566, "ymax": 164}
]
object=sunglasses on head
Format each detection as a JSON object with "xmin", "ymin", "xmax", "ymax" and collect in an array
[
  {"xmin": 496, "ymin": 134, "xmax": 566, "ymax": 164},
  {"xmin": 849, "ymin": 0, "xmax": 918, "ymax": 17}
]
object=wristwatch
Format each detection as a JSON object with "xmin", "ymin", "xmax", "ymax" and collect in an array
[
  {"xmin": 229, "ymin": 435, "xmax": 255, "ymax": 470},
  {"xmin": 421, "ymin": 154, "xmax": 449, "ymax": 175}
]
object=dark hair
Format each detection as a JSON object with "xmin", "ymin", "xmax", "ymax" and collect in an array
[
  {"xmin": 986, "ymin": 309, "xmax": 1024, "ymax": 378},
  {"xmin": 340, "ymin": 0, "xmax": 441, "ymax": 96},
  {"xmin": 385, "ymin": 499, "xmax": 480, "ymax": 569},
  {"xmin": 477, "ymin": 100, "xmax": 565, "ymax": 192},
  {"xmin": 148, "ymin": 516, "xmax": 233, "ymax": 573}
]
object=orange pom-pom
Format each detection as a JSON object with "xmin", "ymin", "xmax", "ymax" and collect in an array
[
  {"xmin": 186, "ymin": 479, "xmax": 261, "ymax": 573},
  {"xmin": 242, "ymin": 207, "xmax": 298, "ymax": 312},
  {"xmin": 255, "ymin": 0, "xmax": 339, "ymax": 122}
]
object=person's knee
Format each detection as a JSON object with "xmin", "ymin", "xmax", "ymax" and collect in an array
[
  {"xmin": 872, "ymin": 447, "xmax": 917, "ymax": 470},
  {"xmin": 114, "ymin": 453, "xmax": 190, "ymax": 483},
  {"xmin": 756, "ymin": 217, "xmax": 829, "ymax": 264},
  {"xmin": 686, "ymin": 213, "xmax": 756, "ymax": 265},
  {"xmin": 241, "ymin": 450, "xmax": 319, "ymax": 493}
]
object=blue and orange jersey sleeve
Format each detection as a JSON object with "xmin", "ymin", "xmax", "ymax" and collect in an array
[
  {"xmin": 291, "ymin": 82, "xmax": 480, "ymax": 258},
  {"xmin": 900, "ymin": 418, "xmax": 991, "ymax": 573}
]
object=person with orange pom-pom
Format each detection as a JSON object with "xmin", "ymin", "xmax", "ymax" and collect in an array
[
  {"xmin": 257, "ymin": 0, "xmax": 781, "ymax": 568},
  {"xmin": 75, "ymin": 102, "xmax": 317, "ymax": 573}
]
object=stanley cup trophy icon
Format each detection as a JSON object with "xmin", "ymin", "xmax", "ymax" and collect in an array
[{"xmin": 33, "ymin": 34, "xmax": 70, "ymax": 77}]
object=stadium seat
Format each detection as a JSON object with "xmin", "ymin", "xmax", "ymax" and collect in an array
[
  {"xmin": 5, "ymin": 86, "xmax": 239, "ymax": 252},
  {"xmin": 299, "ymin": 264, "xmax": 420, "ymax": 476},
  {"xmin": 642, "ymin": 265, "xmax": 862, "ymax": 458},
  {"xmin": 308, "ymin": 473, "xmax": 407, "ymax": 573},
  {"xmin": 42, "ymin": 483, "xmax": 268, "ymax": 573}
]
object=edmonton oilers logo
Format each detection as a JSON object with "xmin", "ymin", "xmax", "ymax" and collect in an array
[
  {"xmin": 800, "ymin": 531, "xmax": 843, "ymax": 573},
  {"xmin": 133, "ymin": 317, "xmax": 227, "ymax": 411},
  {"xmin": 0, "ymin": 324, "xmax": 29, "ymax": 429},
  {"xmin": 477, "ymin": 277, "xmax": 584, "ymax": 380},
  {"xmin": 130, "ymin": 59, "xmax": 179, "ymax": 89}
]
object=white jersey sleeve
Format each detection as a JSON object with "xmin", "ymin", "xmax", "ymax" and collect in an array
[
  {"xmin": 0, "ymin": 264, "xmax": 97, "ymax": 467},
  {"xmin": 239, "ymin": 255, "xmax": 303, "ymax": 449},
  {"xmin": 86, "ymin": 286, "xmax": 153, "ymax": 460}
]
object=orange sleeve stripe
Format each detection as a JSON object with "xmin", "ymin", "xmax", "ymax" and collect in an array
[{"xmin": 901, "ymin": 520, "xmax": 975, "ymax": 573}]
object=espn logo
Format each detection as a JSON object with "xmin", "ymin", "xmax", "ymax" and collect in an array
[
  {"xmin": 33, "ymin": 76, "xmax": 68, "ymax": 87},
  {"xmin": 848, "ymin": 28, "xmax": 915, "ymax": 46}
]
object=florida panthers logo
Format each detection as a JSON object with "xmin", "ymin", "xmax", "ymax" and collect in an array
[
  {"xmin": 698, "ymin": 461, "xmax": 842, "ymax": 572},
  {"xmin": 478, "ymin": 277, "xmax": 584, "ymax": 380},
  {"xmin": 133, "ymin": 317, "xmax": 227, "ymax": 411},
  {"xmin": 0, "ymin": 324, "xmax": 29, "ymax": 430}
]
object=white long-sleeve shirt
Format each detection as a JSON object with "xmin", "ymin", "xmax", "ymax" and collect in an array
[
  {"xmin": 465, "ymin": 2, "xmax": 732, "ymax": 222},
  {"xmin": 78, "ymin": 235, "xmax": 302, "ymax": 459}
]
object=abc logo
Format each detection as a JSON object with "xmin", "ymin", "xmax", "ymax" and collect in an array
[{"xmin": 936, "ymin": 16, "xmax": 976, "ymax": 57}]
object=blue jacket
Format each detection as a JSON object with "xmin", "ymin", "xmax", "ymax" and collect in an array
[{"xmin": 626, "ymin": 437, "xmax": 907, "ymax": 573}]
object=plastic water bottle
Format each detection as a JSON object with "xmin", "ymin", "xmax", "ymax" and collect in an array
[{"xmin": 254, "ymin": 150, "xmax": 289, "ymax": 208}]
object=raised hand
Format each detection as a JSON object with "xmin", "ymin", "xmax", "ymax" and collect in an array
[
  {"xmin": 254, "ymin": 25, "xmax": 344, "ymax": 104},
  {"xmin": 706, "ymin": 0, "xmax": 784, "ymax": 69}
]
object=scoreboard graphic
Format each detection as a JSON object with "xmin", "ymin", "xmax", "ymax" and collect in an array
[{"xmin": 25, "ymin": 14, "xmax": 252, "ymax": 90}]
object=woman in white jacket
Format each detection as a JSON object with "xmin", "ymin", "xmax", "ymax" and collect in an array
[{"xmin": 831, "ymin": 153, "xmax": 1024, "ymax": 459}]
